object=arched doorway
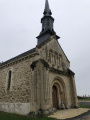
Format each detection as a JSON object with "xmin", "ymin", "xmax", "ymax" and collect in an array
[
  {"xmin": 52, "ymin": 78, "xmax": 67, "ymax": 109},
  {"xmin": 52, "ymin": 85, "xmax": 58, "ymax": 109}
]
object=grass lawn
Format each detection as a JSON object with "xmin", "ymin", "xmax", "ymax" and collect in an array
[
  {"xmin": 78, "ymin": 98, "xmax": 90, "ymax": 101},
  {"xmin": 79, "ymin": 104, "xmax": 90, "ymax": 108},
  {"xmin": 0, "ymin": 111, "xmax": 56, "ymax": 120}
]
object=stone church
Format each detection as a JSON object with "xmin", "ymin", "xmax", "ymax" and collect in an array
[{"xmin": 0, "ymin": 0, "xmax": 78, "ymax": 115}]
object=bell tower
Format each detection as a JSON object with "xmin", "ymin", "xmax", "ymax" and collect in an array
[{"xmin": 37, "ymin": 0, "xmax": 60, "ymax": 45}]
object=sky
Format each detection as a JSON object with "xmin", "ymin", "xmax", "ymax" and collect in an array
[{"xmin": 0, "ymin": 0, "xmax": 90, "ymax": 96}]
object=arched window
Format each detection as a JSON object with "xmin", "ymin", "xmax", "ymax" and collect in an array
[{"xmin": 7, "ymin": 70, "xmax": 12, "ymax": 90}]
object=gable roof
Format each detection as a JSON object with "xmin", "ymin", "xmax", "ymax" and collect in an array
[
  {"xmin": 37, "ymin": 35, "xmax": 70, "ymax": 63},
  {"xmin": 0, "ymin": 48, "xmax": 36, "ymax": 68}
]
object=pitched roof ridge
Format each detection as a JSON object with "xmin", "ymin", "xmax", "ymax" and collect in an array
[{"xmin": 0, "ymin": 47, "xmax": 36, "ymax": 67}]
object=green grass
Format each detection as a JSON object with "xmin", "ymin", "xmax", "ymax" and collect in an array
[
  {"xmin": 79, "ymin": 104, "xmax": 90, "ymax": 108},
  {"xmin": 0, "ymin": 111, "xmax": 56, "ymax": 120},
  {"xmin": 78, "ymin": 98, "xmax": 90, "ymax": 101}
]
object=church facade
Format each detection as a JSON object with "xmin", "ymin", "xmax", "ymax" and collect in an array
[{"xmin": 0, "ymin": 0, "xmax": 78, "ymax": 115}]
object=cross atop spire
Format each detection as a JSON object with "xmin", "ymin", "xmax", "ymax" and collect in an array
[{"xmin": 44, "ymin": 0, "xmax": 52, "ymax": 16}]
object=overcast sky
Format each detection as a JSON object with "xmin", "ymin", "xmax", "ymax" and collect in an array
[{"xmin": 0, "ymin": 0, "xmax": 90, "ymax": 96}]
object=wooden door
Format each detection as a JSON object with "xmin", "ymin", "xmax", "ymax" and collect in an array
[{"xmin": 52, "ymin": 85, "xmax": 58, "ymax": 109}]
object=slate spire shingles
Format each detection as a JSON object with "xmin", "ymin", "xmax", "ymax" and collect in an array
[{"xmin": 43, "ymin": 0, "xmax": 52, "ymax": 16}]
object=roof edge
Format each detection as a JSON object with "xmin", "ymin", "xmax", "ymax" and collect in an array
[{"xmin": 0, "ymin": 48, "xmax": 36, "ymax": 67}]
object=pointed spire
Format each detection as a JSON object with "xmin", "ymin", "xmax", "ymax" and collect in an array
[
  {"xmin": 36, "ymin": 0, "xmax": 60, "ymax": 45},
  {"xmin": 45, "ymin": 0, "xmax": 50, "ymax": 12},
  {"xmin": 44, "ymin": 0, "xmax": 52, "ymax": 16}
]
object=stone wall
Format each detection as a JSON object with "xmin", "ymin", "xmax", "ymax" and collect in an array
[
  {"xmin": 30, "ymin": 60, "xmax": 50, "ymax": 112},
  {"xmin": 0, "ymin": 59, "xmax": 31, "ymax": 103},
  {"xmin": 0, "ymin": 103, "xmax": 30, "ymax": 115},
  {"xmin": 0, "ymin": 52, "xmax": 39, "ymax": 114}
]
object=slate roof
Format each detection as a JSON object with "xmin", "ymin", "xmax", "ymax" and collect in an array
[
  {"xmin": 0, "ymin": 48, "xmax": 36, "ymax": 67},
  {"xmin": 44, "ymin": 0, "xmax": 52, "ymax": 16}
]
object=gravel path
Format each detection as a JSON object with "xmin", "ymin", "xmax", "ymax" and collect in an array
[
  {"xmin": 49, "ymin": 108, "xmax": 90, "ymax": 120},
  {"xmin": 66, "ymin": 110, "xmax": 90, "ymax": 120}
]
